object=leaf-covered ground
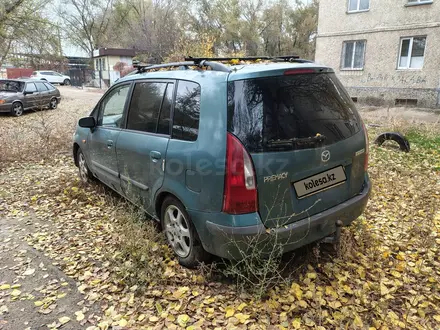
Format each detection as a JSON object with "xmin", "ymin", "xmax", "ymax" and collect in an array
[{"xmin": 0, "ymin": 123, "xmax": 439, "ymax": 329}]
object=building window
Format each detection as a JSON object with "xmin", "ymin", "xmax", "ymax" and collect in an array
[
  {"xmin": 398, "ymin": 37, "xmax": 426, "ymax": 69},
  {"xmin": 102, "ymin": 58, "xmax": 106, "ymax": 71},
  {"xmin": 342, "ymin": 40, "xmax": 366, "ymax": 70},
  {"xmin": 348, "ymin": 0, "xmax": 369, "ymax": 12}
]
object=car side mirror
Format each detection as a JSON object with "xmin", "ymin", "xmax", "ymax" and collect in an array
[
  {"xmin": 23, "ymin": 91, "xmax": 33, "ymax": 95},
  {"xmin": 79, "ymin": 116, "xmax": 96, "ymax": 128}
]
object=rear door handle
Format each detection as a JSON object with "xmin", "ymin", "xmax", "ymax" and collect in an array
[
  {"xmin": 107, "ymin": 140, "xmax": 113, "ymax": 148},
  {"xmin": 150, "ymin": 151, "xmax": 162, "ymax": 162}
]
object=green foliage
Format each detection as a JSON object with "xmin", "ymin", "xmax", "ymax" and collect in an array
[
  {"xmin": 0, "ymin": 0, "xmax": 62, "ymax": 68},
  {"xmin": 61, "ymin": 0, "xmax": 318, "ymax": 62}
]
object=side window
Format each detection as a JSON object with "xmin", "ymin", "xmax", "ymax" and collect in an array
[
  {"xmin": 172, "ymin": 81, "xmax": 200, "ymax": 141},
  {"xmin": 36, "ymin": 82, "xmax": 48, "ymax": 92},
  {"xmin": 25, "ymin": 83, "xmax": 37, "ymax": 93},
  {"xmin": 98, "ymin": 84, "xmax": 130, "ymax": 128},
  {"xmin": 44, "ymin": 83, "xmax": 55, "ymax": 90},
  {"xmin": 157, "ymin": 83, "xmax": 174, "ymax": 135},
  {"xmin": 126, "ymin": 82, "xmax": 167, "ymax": 133}
]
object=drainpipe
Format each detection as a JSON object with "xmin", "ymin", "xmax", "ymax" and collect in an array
[{"xmin": 437, "ymin": 77, "xmax": 440, "ymax": 108}]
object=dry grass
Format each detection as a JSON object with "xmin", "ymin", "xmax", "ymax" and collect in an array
[
  {"xmin": 1, "ymin": 98, "xmax": 440, "ymax": 328},
  {"xmin": 0, "ymin": 87, "xmax": 100, "ymax": 163}
]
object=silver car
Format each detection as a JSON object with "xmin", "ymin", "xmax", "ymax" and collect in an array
[{"xmin": 0, "ymin": 79, "xmax": 61, "ymax": 117}]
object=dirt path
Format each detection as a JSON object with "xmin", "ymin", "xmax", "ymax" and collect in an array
[{"xmin": 0, "ymin": 215, "xmax": 99, "ymax": 330}]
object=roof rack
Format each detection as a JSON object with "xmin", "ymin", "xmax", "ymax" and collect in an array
[
  {"xmin": 185, "ymin": 55, "xmax": 313, "ymax": 63},
  {"xmin": 131, "ymin": 55, "xmax": 313, "ymax": 75},
  {"xmin": 132, "ymin": 60, "xmax": 231, "ymax": 74}
]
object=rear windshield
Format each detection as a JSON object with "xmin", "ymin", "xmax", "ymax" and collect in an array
[
  {"xmin": 227, "ymin": 73, "xmax": 361, "ymax": 152},
  {"xmin": 0, "ymin": 80, "xmax": 24, "ymax": 92}
]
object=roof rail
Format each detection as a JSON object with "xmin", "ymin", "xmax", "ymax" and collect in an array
[
  {"xmin": 132, "ymin": 60, "xmax": 231, "ymax": 74},
  {"xmin": 131, "ymin": 55, "xmax": 313, "ymax": 75},
  {"xmin": 184, "ymin": 55, "xmax": 312, "ymax": 63}
]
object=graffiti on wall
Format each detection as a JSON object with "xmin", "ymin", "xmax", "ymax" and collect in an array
[{"xmin": 360, "ymin": 73, "xmax": 427, "ymax": 85}]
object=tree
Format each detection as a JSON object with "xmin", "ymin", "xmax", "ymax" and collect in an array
[
  {"xmin": 107, "ymin": 0, "xmax": 182, "ymax": 62},
  {"xmin": 58, "ymin": 0, "xmax": 114, "ymax": 57},
  {"xmin": 0, "ymin": 0, "xmax": 59, "ymax": 68}
]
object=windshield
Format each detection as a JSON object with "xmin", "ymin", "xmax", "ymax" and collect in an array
[
  {"xmin": 227, "ymin": 73, "xmax": 361, "ymax": 152},
  {"xmin": 0, "ymin": 80, "xmax": 25, "ymax": 92}
]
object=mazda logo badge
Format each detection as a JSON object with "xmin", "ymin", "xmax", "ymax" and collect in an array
[{"xmin": 321, "ymin": 150, "xmax": 330, "ymax": 162}]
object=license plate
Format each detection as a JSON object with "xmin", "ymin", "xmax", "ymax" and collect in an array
[{"xmin": 293, "ymin": 166, "xmax": 346, "ymax": 199}]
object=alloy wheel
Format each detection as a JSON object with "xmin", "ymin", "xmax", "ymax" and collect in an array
[
  {"xmin": 12, "ymin": 103, "xmax": 23, "ymax": 116},
  {"xmin": 50, "ymin": 99, "xmax": 57, "ymax": 109},
  {"xmin": 78, "ymin": 152, "xmax": 89, "ymax": 182},
  {"xmin": 163, "ymin": 205, "xmax": 192, "ymax": 258}
]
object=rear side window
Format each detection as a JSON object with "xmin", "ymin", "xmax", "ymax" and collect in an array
[
  {"xmin": 157, "ymin": 83, "xmax": 174, "ymax": 135},
  {"xmin": 25, "ymin": 83, "xmax": 37, "ymax": 93},
  {"xmin": 172, "ymin": 81, "xmax": 200, "ymax": 141},
  {"xmin": 35, "ymin": 82, "xmax": 48, "ymax": 92},
  {"xmin": 127, "ymin": 82, "xmax": 167, "ymax": 133},
  {"xmin": 44, "ymin": 83, "xmax": 55, "ymax": 90},
  {"xmin": 227, "ymin": 73, "xmax": 361, "ymax": 152}
]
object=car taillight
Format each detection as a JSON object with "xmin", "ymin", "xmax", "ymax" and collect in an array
[
  {"xmin": 362, "ymin": 121, "xmax": 369, "ymax": 171},
  {"xmin": 284, "ymin": 69, "xmax": 315, "ymax": 75},
  {"xmin": 223, "ymin": 133, "xmax": 258, "ymax": 214}
]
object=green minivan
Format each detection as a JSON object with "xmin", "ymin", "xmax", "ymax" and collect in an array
[{"xmin": 73, "ymin": 57, "xmax": 371, "ymax": 268}]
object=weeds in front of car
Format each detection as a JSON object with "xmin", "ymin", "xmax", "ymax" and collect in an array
[
  {"xmin": 0, "ymin": 104, "xmax": 78, "ymax": 164},
  {"xmin": 109, "ymin": 202, "xmax": 171, "ymax": 290}
]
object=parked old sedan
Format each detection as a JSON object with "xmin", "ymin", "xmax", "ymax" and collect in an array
[{"xmin": 0, "ymin": 79, "xmax": 61, "ymax": 116}]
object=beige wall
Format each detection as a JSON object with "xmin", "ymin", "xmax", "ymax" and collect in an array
[
  {"xmin": 318, "ymin": 0, "xmax": 440, "ymax": 35},
  {"xmin": 316, "ymin": 0, "xmax": 440, "ymax": 107}
]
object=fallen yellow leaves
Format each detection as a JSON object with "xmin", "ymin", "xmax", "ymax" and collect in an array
[
  {"xmin": 58, "ymin": 316, "xmax": 70, "ymax": 325},
  {"xmin": 177, "ymin": 314, "xmax": 190, "ymax": 327},
  {"xmin": 75, "ymin": 311, "xmax": 85, "ymax": 321},
  {"xmin": 0, "ymin": 126, "xmax": 439, "ymax": 329}
]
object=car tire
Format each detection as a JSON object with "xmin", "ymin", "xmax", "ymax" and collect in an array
[
  {"xmin": 161, "ymin": 196, "xmax": 210, "ymax": 268},
  {"xmin": 63, "ymin": 79, "xmax": 71, "ymax": 86},
  {"xmin": 49, "ymin": 98, "xmax": 58, "ymax": 110},
  {"xmin": 11, "ymin": 102, "xmax": 23, "ymax": 117},
  {"xmin": 77, "ymin": 148, "xmax": 94, "ymax": 183}
]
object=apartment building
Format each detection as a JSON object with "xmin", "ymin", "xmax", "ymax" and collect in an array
[{"xmin": 315, "ymin": 0, "xmax": 440, "ymax": 108}]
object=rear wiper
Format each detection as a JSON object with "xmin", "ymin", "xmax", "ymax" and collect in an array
[
  {"xmin": 265, "ymin": 135, "xmax": 326, "ymax": 150},
  {"xmin": 266, "ymin": 134, "xmax": 326, "ymax": 147}
]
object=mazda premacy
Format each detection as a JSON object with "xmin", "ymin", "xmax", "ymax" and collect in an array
[{"xmin": 73, "ymin": 56, "xmax": 371, "ymax": 268}]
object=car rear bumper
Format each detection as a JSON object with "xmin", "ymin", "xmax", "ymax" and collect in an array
[
  {"xmin": 0, "ymin": 103, "xmax": 11, "ymax": 113},
  {"xmin": 193, "ymin": 175, "xmax": 371, "ymax": 260}
]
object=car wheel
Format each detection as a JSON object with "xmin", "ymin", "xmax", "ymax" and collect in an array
[
  {"xmin": 161, "ymin": 196, "xmax": 210, "ymax": 268},
  {"xmin": 11, "ymin": 102, "xmax": 23, "ymax": 117},
  {"xmin": 63, "ymin": 79, "xmax": 71, "ymax": 86},
  {"xmin": 77, "ymin": 148, "xmax": 94, "ymax": 183},
  {"xmin": 49, "ymin": 98, "xmax": 58, "ymax": 109}
]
